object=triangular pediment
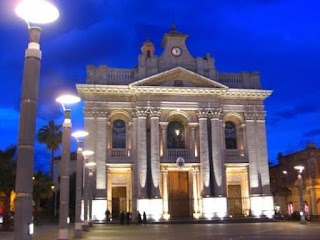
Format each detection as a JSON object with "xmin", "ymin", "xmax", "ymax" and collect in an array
[{"xmin": 129, "ymin": 67, "xmax": 228, "ymax": 89}]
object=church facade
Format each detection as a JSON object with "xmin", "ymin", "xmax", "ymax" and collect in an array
[{"xmin": 76, "ymin": 26, "xmax": 274, "ymax": 221}]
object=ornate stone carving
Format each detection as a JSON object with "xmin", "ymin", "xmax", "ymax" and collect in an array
[
  {"xmin": 244, "ymin": 105, "xmax": 266, "ymax": 121},
  {"xmin": 197, "ymin": 109, "xmax": 209, "ymax": 119},
  {"xmin": 135, "ymin": 107, "xmax": 148, "ymax": 118},
  {"xmin": 207, "ymin": 108, "xmax": 223, "ymax": 119},
  {"xmin": 149, "ymin": 107, "xmax": 161, "ymax": 118},
  {"xmin": 83, "ymin": 107, "xmax": 108, "ymax": 118}
]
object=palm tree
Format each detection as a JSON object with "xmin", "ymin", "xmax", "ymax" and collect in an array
[
  {"xmin": 37, "ymin": 120, "xmax": 62, "ymax": 178},
  {"xmin": 0, "ymin": 145, "xmax": 16, "ymax": 231}
]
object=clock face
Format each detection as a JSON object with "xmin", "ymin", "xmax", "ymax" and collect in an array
[{"xmin": 171, "ymin": 47, "xmax": 182, "ymax": 56}]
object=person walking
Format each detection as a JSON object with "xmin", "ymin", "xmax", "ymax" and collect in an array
[
  {"xmin": 136, "ymin": 211, "xmax": 142, "ymax": 225},
  {"xmin": 105, "ymin": 209, "xmax": 111, "ymax": 223},
  {"xmin": 120, "ymin": 211, "xmax": 125, "ymax": 225},
  {"xmin": 142, "ymin": 211, "xmax": 147, "ymax": 225}
]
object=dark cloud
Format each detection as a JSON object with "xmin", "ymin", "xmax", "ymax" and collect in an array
[{"xmin": 304, "ymin": 129, "xmax": 320, "ymax": 139}]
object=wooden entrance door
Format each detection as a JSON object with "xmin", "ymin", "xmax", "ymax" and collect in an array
[
  {"xmin": 227, "ymin": 185, "xmax": 242, "ymax": 216},
  {"xmin": 168, "ymin": 171, "xmax": 190, "ymax": 218},
  {"xmin": 112, "ymin": 187, "xmax": 126, "ymax": 219}
]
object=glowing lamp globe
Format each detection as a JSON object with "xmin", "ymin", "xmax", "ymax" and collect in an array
[
  {"xmin": 72, "ymin": 131, "xmax": 89, "ymax": 139},
  {"xmin": 83, "ymin": 150, "xmax": 94, "ymax": 157},
  {"xmin": 56, "ymin": 95, "xmax": 81, "ymax": 105},
  {"xmin": 16, "ymin": 0, "xmax": 59, "ymax": 24}
]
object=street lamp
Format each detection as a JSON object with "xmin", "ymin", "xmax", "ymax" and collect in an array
[
  {"xmin": 82, "ymin": 150, "xmax": 94, "ymax": 231},
  {"xmin": 56, "ymin": 95, "xmax": 81, "ymax": 240},
  {"xmin": 86, "ymin": 161, "xmax": 97, "ymax": 226},
  {"xmin": 14, "ymin": 1, "xmax": 58, "ymax": 239},
  {"xmin": 71, "ymin": 131, "xmax": 89, "ymax": 238},
  {"xmin": 294, "ymin": 165, "xmax": 306, "ymax": 224}
]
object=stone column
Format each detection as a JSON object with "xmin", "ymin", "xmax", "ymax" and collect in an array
[
  {"xmin": 197, "ymin": 109, "xmax": 211, "ymax": 197},
  {"xmin": 244, "ymin": 109, "xmax": 260, "ymax": 195},
  {"xmin": 127, "ymin": 122, "xmax": 133, "ymax": 157},
  {"xmin": 131, "ymin": 113, "xmax": 138, "ymax": 220},
  {"xmin": 162, "ymin": 167, "xmax": 169, "ymax": 218},
  {"xmin": 209, "ymin": 108, "xmax": 225, "ymax": 197},
  {"xmin": 255, "ymin": 110, "xmax": 271, "ymax": 195},
  {"xmin": 188, "ymin": 123, "xmax": 198, "ymax": 159},
  {"xmin": 192, "ymin": 166, "xmax": 200, "ymax": 215},
  {"xmin": 160, "ymin": 122, "xmax": 168, "ymax": 159},
  {"xmin": 136, "ymin": 107, "xmax": 148, "ymax": 198},
  {"xmin": 95, "ymin": 109, "xmax": 108, "ymax": 198},
  {"xmin": 150, "ymin": 108, "xmax": 161, "ymax": 198}
]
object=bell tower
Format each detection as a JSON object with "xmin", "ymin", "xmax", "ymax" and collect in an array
[{"xmin": 141, "ymin": 38, "xmax": 155, "ymax": 57}]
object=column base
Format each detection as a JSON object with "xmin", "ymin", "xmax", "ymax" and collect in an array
[
  {"xmin": 137, "ymin": 198, "xmax": 163, "ymax": 221},
  {"xmin": 57, "ymin": 229, "xmax": 70, "ymax": 240},
  {"xmin": 82, "ymin": 222, "xmax": 89, "ymax": 232},
  {"xmin": 74, "ymin": 227, "xmax": 83, "ymax": 239},
  {"xmin": 202, "ymin": 197, "xmax": 227, "ymax": 219}
]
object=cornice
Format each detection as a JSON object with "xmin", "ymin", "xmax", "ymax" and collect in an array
[{"xmin": 77, "ymin": 84, "xmax": 272, "ymax": 100}]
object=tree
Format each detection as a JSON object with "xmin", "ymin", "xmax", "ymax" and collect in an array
[
  {"xmin": 37, "ymin": 120, "xmax": 62, "ymax": 177},
  {"xmin": 0, "ymin": 145, "xmax": 16, "ymax": 231},
  {"xmin": 33, "ymin": 171, "xmax": 54, "ymax": 224}
]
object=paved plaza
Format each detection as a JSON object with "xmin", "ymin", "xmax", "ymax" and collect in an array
[{"xmin": 1, "ymin": 221, "xmax": 320, "ymax": 239}]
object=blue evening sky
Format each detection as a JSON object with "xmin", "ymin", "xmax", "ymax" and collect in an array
[{"xmin": 0, "ymin": 0, "xmax": 319, "ymax": 172}]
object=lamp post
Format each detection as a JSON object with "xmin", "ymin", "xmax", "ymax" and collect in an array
[
  {"xmin": 86, "ymin": 162, "xmax": 96, "ymax": 226},
  {"xmin": 294, "ymin": 165, "xmax": 306, "ymax": 224},
  {"xmin": 71, "ymin": 131, "xmax": 89, "ymax": 238},
  {"xmin": 82, "ymin": 150, "xmax": 94, "ymax": 231},
  {"xmin": 14, "ymin": 1, "xmax": 58, "ymax": 239},
  {"xmin": 56, "ymin": 95, "xmax": 81, "ymax": 240}
]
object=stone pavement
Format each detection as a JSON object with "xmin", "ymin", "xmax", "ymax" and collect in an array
[{"xmin": 1, "ymin": 221, "xmax": 320, "ymax": 239}]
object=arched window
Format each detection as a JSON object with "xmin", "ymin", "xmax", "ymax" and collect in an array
[
  {"xmin": 112, "ymin": 119, "xmax": 126, "ymax": 148},
  {"xmin": 225, "ymin": 121, "xmax": 237, "ymax": 149},
  {"xmin": 167, "ymin": 121, "xmax": 185, "ymax": 148},
  {"xmin": 147, "ymin": 50, "xmax": 151, "ymax": 58},
  {"xmin": 288, "ymin": 202, "xmax": 294, "ymax": 215}
]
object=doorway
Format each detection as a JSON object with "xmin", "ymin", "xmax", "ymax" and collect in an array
[
  {"xmin": 227, "ymin": 185, "xmax": 242, "ymax": 216},
  {"xmin": 112, "ymin": 187, "xmax": 126, "ymax": 220},
  {"xmin": 168, "ymin": 171, "xmax": 190, "ymax": 218}
]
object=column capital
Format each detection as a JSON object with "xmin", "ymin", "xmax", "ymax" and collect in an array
[
  {"xmin": 197, "ymin": 109, "xmax": 209, "ymax": 119},
  {"xmin": 208, "ymin": 108, "xmax": 223, "ymax": 119},
  {"xmin": 135, "ymin": 107, "xmax": 148, "ymax": 118},
  {"xmin": 149, "ymin": 107, "xmax": 161, "ymax": 118},
  {"xmin": 159, "ymin": 122, "xmax": 169, "ymax": 129},
  {"xmin": 188, "ymin": 123, "xmax": 199, "ymax": 130}
]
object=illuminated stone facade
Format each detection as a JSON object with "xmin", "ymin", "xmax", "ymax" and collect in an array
[
  {"xmin": 270, "ymin": 143, "xmax": 320, "ymax": 219},
  {"xmin": 77, "ymin": 26, "xmax": 273, "ymax": 221}
]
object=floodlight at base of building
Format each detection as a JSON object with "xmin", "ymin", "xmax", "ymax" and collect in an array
[
  {"xmin": 28, "ymin": 223, "xmax": 34, "ymax": 235},
  {"xmin": 193, "ymin": 213, "xmax": 201, "ymax": 219},
  {"xmin": 163, "ymin": 213, "xmax": 170, "ymax": 220}
]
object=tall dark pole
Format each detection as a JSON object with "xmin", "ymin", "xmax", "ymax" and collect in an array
[
  {"xmin": 14, "ymin": 26, "xmax": 42, "ymax": 240},
  {"xmin": 297, "ymin": 171, "xmax": 306, "ymax": 224},
  {"xmin": 83, "ymin": 158, "xmax": 89, "ymax": 231},
  {"xmin": 88, "ymin": 168, "xmax": 94, "ymax": 227},
  {"xmin": 58, "ymin": 109, "xmax": 72, "ymax": 239},
  {"xmin": 74, "ymin": 140, "xmax": 84, "ymax": 238}
]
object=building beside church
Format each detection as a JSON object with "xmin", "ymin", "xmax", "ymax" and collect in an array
[
  {"xmin": 76, "ymin": 26, "xmax": 274, "ymax": 221},
  {"xmin": 270, "ymin": 143, "xmax": 320, "ymax": 219}
]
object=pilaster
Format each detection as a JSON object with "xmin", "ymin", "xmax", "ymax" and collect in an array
[
  {"xmin": 136, "ymin": 107, "xmax": 148, "ymax": 198},
  {"xmin": 209, "ymin": 108, "xmax": 225, "ymax": 197},
  {"xmin": 150, "ymin": 108, "xmax": 161, "ymax": 198},
  {"xmin": 197, "ymin": 109, "xmax": 211, "ymax": 197}
]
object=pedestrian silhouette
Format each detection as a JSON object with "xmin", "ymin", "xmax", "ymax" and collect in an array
[
  {"xmin": 136, "ymin": 211, "xmax": 142, "ymax": 225},
  {"xmin": 143, "ymin": 211, "xmax": 147, "ymax": 225},
  {"xmin": 105, "ymin": 209, "xmax": 110, "ymax": 222},
  {"xmin": 126, "ymin": 212, "xmax": 131, "ymax": 225},
  {"xmin": 120, "ymin": 211, "xmax": 125, "ymax": 225}
]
